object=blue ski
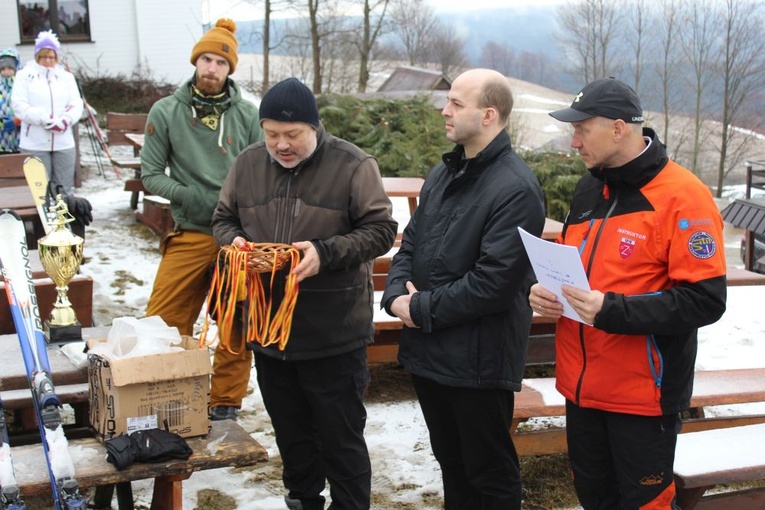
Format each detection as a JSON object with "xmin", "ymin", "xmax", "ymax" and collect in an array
[{"xmin": 0, "ymin": 210, "xmax": 85, "ymax": 510}]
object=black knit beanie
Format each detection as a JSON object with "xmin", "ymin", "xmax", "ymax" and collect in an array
[{"xmin": 259, "ymin": 77, "xmax": 319, "ymax": 128}]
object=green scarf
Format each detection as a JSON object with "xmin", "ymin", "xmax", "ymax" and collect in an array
[{"xmin": 190, "ymin": 79, "xmax": 232, "ymax": 130}]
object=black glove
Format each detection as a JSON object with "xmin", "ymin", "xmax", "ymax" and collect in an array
[
  {"xmin": 105, "ymin": 429, "xmax": 192, "ymax": 471},
  {"xmin": 46, "ymin": 183, "xmax": 94, "ymax": 227},
  {"xmin": 132, "ymin": 428, "xmax": 192, "ymax": 463},
  {"xmin": 63, "ymin": 195, "xmax": 93, "ymax": 227},
  {"xmin": 104, "ymin": 434, "xmax": 139, "ymax": 471}
]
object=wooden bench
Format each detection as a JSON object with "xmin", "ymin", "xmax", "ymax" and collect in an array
[
  {"xmin": 0, "ymin": 152, "xmax": 30, "ymax": 188},
  {"xmin": 10, "ymin": 419, "xmax": 268, "ymax": 510},
  {"xmin": 371, "ymin": 219, "xmax": 563, "ymax": 293},
  {"xmin": 106, "ymin": 112, "xmax": 148, "ymax": 209},
  {"xmin": 372, "ymin": 308, "xmax": 555, "ymax": 364},
  {"xmin": 0, "ymin": 382, "xmax": 89, "ymax": 412},
  {"xmin": 0, "ymin": 327, "xmax": 107, "ymax": 441},
  {"xmin": 135, "ymin": 195, "xmax": 174, "ymax": 239},
  {"xmin": 0, "ymin": 153, "xmax": 46, "ymax": 245},
  {"xmin": 1, "ymin": 383, "xmax": 91, "ymax": 444},
  {"xmin": 511, "ymin": 368, "xmax": 765, "ymax": 456},
  {"xmin": 674, "ymin": 423, "xmax": 765, "ymax": 509},
  {"xmin": 114, "ymin": 132, "xmax": 177, "ymax": 238},
  {"xmin": 0, "ymin": 274, "xmax": 94, "ymax": 335},
  {"xmin": 371, "ymin": 290, "xmax": 557, "ymax": 364}
]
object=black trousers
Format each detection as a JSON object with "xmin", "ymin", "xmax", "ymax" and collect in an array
[
  {"xmin": 566, "ymin": 400, "xmax": 682, "ymax": 510},
  {"xmin": 255, "ymin": 348, "xmax": 371, "ymax": 510},
  {"xmin": 412, "ymin": 375, "xmax": 522, "ymax": 510}
]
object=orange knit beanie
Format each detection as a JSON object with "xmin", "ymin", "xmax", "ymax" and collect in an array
[{"xmin": 190, "ymin": 18, "xmax": 238, "ymax": 74}]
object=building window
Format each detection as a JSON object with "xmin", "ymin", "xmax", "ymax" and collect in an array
[{"xmin": 18, "ymin": 0, "xmax": 91, "ymax": 43}]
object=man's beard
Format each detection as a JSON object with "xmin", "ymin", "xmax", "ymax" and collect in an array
[{"xmin": 195, "ymin": 74, "xmax": 225, "ymax": 95}]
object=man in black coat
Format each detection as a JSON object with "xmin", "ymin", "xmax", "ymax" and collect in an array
[{"xmin": 383, "ymin": 68, "xmax": 546, "ymax": 509}]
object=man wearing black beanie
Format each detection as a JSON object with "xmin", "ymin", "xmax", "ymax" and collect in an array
[{"xmin": 212, "ymin": 77, "xmax": 397, "ymax": 510}]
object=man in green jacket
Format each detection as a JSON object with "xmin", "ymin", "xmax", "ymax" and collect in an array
[{"xmin": 141, "ymin": 19, "xmax": 262, "ymax": 421}]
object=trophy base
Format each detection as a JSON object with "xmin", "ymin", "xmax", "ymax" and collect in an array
[{"xmin": 45, "ymin": 321, "xmax": 83, "ymax": 345}]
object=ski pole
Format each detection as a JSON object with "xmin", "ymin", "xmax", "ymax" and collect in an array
[{"xmin": 62, "ymin": 60, "xmax": 123, "ymax": 179}]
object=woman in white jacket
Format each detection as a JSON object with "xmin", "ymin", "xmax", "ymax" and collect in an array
[{"xmin": 11, "ymin": 30, "xmax": 83, "ymax": 194}]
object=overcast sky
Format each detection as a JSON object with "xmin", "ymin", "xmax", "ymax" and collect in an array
[{"xmin": 202, "ymin": 0, "xmax": 566, "ymax": 23}]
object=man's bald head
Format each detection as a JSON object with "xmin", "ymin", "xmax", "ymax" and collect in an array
[{"xmin": 453, "ymin": 68, "xmax": 514, "ymax": 126}]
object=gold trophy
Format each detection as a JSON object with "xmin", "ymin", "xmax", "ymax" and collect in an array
[{"xmin": 38, "ymin": 194, "xmax": 84, "ymax": 344}]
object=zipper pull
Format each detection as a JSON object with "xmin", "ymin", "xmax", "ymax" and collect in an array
[{"xmin": 578, "ymin": 218, "xmax": 595, "ymax": 255}]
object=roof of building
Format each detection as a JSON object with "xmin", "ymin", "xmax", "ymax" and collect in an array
[
  {"xmin": 722, "ymin": 198, "xmax": 765, "ymax": 235},
  {"xmin": 377, "ymin": 66, "xmax": 451, "ymax": 92}
]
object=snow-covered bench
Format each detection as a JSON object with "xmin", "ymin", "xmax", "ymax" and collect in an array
[
  {"xmin": 674, "ymin": 423, "xmax": 765, "ymax": 509},
  {"xmin": 135, "ymin": 195, "xmax": 174, "ymax": 239},
  {"xmin": 511, "ymin": 368, "xmax": 765, "ymax": 457}
]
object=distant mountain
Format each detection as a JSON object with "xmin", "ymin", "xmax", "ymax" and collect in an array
[
  {"xmin": 232, "ymin": 5, "xmax": 568, "ymax": 91},
  {"xmin": 233, "ymin": 5, "xmax": 560, "ymax": 61},
  {"xmin": 449, "ymin": 6, "xmax": 560, "ymax": 60}
]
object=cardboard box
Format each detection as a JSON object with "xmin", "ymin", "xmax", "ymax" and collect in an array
[{"xmin": 87, "ymin": 336, "xmax": 212, "ymax": 442}]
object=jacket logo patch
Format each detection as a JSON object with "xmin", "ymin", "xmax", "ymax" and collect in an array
[
  {"xmin": 680, "ymin": 218, "xmax": 713, "ymax": 230},
  {"xmin": 639, "ymin": 473, "xmax": 664, "ymax": 486},
  {"xmin": 619, "ymin": 237, "xmax": 636, "ymax": 259},
  {"xmin": 688, "ymin": 231, "xmax": 716, "ymax": 259}
]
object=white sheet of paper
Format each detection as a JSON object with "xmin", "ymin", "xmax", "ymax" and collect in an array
[{"xmin": 519, "ymin": 227, "xmax": 591, "ymax": 323}]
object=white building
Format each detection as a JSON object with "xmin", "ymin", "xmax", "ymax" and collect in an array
[{"xmin": 0, "ymin": 0, "xmax": 205, "ymax": 85}]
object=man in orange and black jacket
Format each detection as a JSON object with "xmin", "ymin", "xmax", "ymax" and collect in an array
[{"xmin": 530, "ymin": 77, "xmax": 727, "ymax": 510}]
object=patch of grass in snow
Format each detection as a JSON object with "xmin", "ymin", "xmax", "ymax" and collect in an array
[
  {"xmin": 194, "ymin": 488, "xmax": 237, "ymax": 510},
  {"xmin": 521, "ymin": 453, "xmax": 578, "ymax": 509},
  {"xmin": 110, "ymin": 269, "xmax": 145, "ymax": 295}
]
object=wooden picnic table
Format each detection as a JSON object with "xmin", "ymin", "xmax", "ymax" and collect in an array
[
  {"xmin": 125, "ymin": 132, "xmax": 144, "ymax": 151},
  {"xmin": 726, "ymin": 265, "xmax": 765, "ymax": 286},
  {"xmin": 380, "ymin": 176, "xmax": 564, "ymax": 242},
  {"xmin": 513, "ymin": 367, "xmax": 765, "ymax": 456},
  {"xmin": 382, "ymin": 177, "xmax": 423, "ymax": 215},
  {"xmin": 369, "ymin": 263, "xmax": 765, "ymax": 365}
]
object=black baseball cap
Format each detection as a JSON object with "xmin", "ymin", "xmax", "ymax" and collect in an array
[{"xmin": 550, "ymin": 77, "xmax": 644, "ymax": 123}]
